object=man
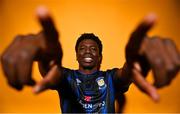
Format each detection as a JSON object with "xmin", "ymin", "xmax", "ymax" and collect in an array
[{"xmin": 1, "ymin": 7, "xmax": 180, "ymax": 113}]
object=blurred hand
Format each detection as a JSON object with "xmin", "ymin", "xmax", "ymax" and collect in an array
[
  {"xmin": 125, "ymin": 14, "xmax": 180, "ymax": 101},
  {"xmin": 1, "ymin": 6, "xmax": 63, "ymax": 93}
]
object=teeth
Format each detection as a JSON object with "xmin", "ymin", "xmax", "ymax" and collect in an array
[{"xmin": 84, "ymin": 57, "xmax": 93, "ymax": 62}]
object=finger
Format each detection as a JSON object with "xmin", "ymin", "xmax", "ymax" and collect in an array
[
  {"xmin": 16, "ymin": 51, "xmax": 35, "ymax": 86},
  {"xmin": 143, "ymin": 38, "xmax": 176, "ymax": 88},
  {"xmin": 33, "ymin": 65, "xmax": 60, "ymax": 94},
  {"xmin": 163, "ymin": 39, "xmax": 180, "ymax": 81},
  {"xmin": 36, "ymin": 6, "xmax": 59, "ymax": 42},
  {"xmin": 15, "ymin": 35, "xmax": 40, "ymax": 85},
  {"xmin": 1, "ymin": 53, "xmax": 23, "ymax": 90},
  {"xmin": 0, "ymin": 36, "xmax": 27, "ymax": 90},
  {"xmin": 132, "ymin": 62, "xmax": 159, "ymax": 102},
  {"xmin": 163, "ymin": 39, "xmax": 180, "ymax": 67},
  {"xmin": 144, "ymin": 40, "xmax": 167, "ymax": 87},
  {"xmin": 126, "ymin": 14, "xmax": 157, "ymax": 58}
]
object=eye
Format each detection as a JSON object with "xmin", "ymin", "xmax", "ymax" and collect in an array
[
  {"xmin": 91, "ymin": 47, "xmax": 97, "ymax": 51},
  {"xmin": 79, "ymin": 46, "xmax": 85, "ymax": 51}
]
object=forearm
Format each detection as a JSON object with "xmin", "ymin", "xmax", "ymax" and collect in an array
[
  {"xmin": 38, "ymin": 59, "xmax": 63, "ymax": 77},
  {"xmin": 118, "ymin": 63, "xmax": 132, "ymax": 86},
  {"xmin": 138, "ymin": 56, "xmax": 150, "ymax": 77},
  {"xmin": 38, "ymin": 60, "xmax": 51, "ymax": 77},
  {"xmin": 117, "ymin": 56, "xmax": 150, "ymax": 87},
  {"xmin": 114, "ymin": 63, "xmax": 132, "ymax": 90}
]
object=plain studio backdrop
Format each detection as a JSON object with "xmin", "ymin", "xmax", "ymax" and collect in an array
[{"xmin": 0, "ymin": 0, "xmax": 180, "ymax": 113}]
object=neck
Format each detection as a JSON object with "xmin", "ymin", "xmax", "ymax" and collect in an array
[{"xmin": 78, "ymin": 67, "xmax": 98, "ymax": 75}]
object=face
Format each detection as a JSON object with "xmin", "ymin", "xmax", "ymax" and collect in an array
[{"xmin": 76, "ymin": 39, "xmax": 102, "ymax": 70}]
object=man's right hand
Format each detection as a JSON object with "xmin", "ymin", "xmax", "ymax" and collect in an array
[{"xmin": 1, "ymin": 6, "xmax": 63, "ymax": 93}]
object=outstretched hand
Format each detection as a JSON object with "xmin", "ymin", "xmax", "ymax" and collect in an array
[
  {"xmin": 125, "ymin": 14, "xmax": 180, "ymax": 101},
  {"xmin": 1, "ymin": 6, "xmax": 63, "ymax": 94}
]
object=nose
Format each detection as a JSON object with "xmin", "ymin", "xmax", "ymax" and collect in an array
[{"xmin": 85, "ymin": 48, "xmax": 91, "ymax": 54}]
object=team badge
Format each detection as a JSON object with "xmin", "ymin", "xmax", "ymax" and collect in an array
[
  {"xmin": 96, "ymin": 77, "xmax": 106, "ymax": 90},
  {"xmin": 97, "ymin": 79, "xmax": 105, "ymax": 86}
]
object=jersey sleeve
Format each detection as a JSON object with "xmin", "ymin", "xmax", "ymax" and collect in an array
[
  {"xmin": 107, "ymin": 68, "xmax": 131, "ymax": 94},
  {"xmin": 57, "ymin": 67, "xmax": 73, "ymax": 92}
]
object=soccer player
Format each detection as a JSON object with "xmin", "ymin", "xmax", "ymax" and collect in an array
[{"xmin": 1, "ymin": 7, "xmax": 179, "ymax": 113}]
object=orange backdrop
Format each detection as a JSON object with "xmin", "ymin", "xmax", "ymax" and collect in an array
[{"xmin": 0, "ymin": 0, "xmax": 180, "ymax": 113}]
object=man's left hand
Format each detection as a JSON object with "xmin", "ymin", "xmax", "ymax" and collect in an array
[{"xmin": 125, "ymin": 14, "xmax": 180, "ymax": 101}]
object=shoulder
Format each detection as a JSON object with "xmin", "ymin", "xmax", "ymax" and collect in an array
[
  {"xmin": 103, "ymin": 68, "xmax": 119, "ymax": 74},
  {"xmin": 98, "ymin": 68, "xmax": 120, "ymax": 79},
  {"xmin": 62, "ymin": 67, "xmax": 74, "ymax": 74}
]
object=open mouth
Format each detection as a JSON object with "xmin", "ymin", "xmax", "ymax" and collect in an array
[{"xmin": 83, "ymin": 57, "xmax": 93, "ymax": 63}]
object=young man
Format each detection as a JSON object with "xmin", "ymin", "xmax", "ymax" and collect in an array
[
  {"xmin": 55, "ymin": 33, "xmax": 130, "ymax": 112},
  {"xmin": 1, "ymin": 7, "xmax": 179, "ymax": 113}
]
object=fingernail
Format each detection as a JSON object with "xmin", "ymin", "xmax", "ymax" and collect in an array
[
  {"xmin": 33, "ymin": 86, "xmax": 41, "ymax": 94},
  {"xmin": 151, "ymin": 92, "xmax": 160, "ymax": 102},
  {"xmin": 145, "ymin": 13, "xmax": 157, "ymax": 25},
  {"xmin": 36, "ymin": 6, "xmax": 49, "ymax": 18},
  {"xmin": 133, "ymin": 62, "xmax": 141, "ymax": 72}
]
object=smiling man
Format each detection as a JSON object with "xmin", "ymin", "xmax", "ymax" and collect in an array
[
  {"xmin": 56, "ymin": 33, "xmax": 130, "ymax": 112},
  {"xmin": 1, "ymin": 7, "xmax": 180, "ymax": 113}
]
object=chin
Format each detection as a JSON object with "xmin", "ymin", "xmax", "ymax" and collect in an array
[
  {"xmin": 79, "ymin": 61, "xmax": 96, "ymax": 70},
  {"xmin": 82, "ymin": 66, "xmax": 94, "ymax": 70}
]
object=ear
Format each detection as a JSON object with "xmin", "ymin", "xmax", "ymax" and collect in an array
[
  {"xmin": 76, "ymin": 53, "xmax": 78, "ymax": 61},
  {"xmin": 99, "ymin": 55, "xmax": 103, "ymax": 64},
  {"xmin": 97, "ymin": 55, "xmax": 102, "ymax": 70}
]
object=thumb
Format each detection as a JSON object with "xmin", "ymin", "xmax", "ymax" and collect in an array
[
  {"xmin": 33, "ymin": 65, "xmax": 59, "ymax": 94},
  {"xmin": 132, "ymin": 62, "xmax": 160, "ymax": 102}
]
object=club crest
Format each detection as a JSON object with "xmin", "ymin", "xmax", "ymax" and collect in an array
[{"xmin": 96, "ymin": 77, "xmax": 106, "ymax": 89}]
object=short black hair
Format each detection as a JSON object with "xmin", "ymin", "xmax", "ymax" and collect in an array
[{"xmin": 75, "ymin": 33, "xmax": 103, "ymax": 55}]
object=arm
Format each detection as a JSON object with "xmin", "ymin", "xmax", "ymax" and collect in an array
[
  {"xmin": 1, "ymin": 6, "xmax": 64, "ymax": 93},
  {"xmin": 115, "ymin": 14, "xmax": 180, "ymax": 101}
]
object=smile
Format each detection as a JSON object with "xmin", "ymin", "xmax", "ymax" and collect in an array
[{"xmin": 84, "ymin": 57, "xmax": 93, "ymax": 62}]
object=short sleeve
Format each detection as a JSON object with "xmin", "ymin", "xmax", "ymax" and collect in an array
[{"xmin": 107, "ymin": 68, "xmax": 130, "ymax": 94}]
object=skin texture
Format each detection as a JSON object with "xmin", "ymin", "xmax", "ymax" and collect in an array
[
  {"xmin": 1, "ymin": 6, "xmax": 180, "ymax": 108},
  {"xmin": 76, "ymin": 39, "xmax": 102, "ymax": 74}
]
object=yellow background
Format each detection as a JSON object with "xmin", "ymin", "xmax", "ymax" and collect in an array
[{"xmin": 0, "ymin": 0, "xmax": 180, "ymax": 113}]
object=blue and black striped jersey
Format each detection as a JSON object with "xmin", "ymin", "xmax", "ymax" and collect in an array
[{"xmin": 57, "ymin": 68, "xmax": 129, "ymax": 113}]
